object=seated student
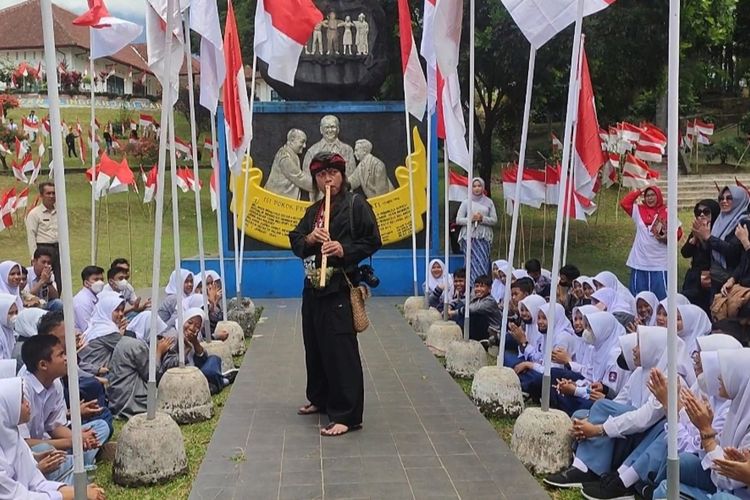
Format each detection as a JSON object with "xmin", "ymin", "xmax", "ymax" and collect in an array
[
  {"xmin": 36, "ymin": 311, "xmax": 113, "ymax": 433},
  {"xmin": 19, "ymin": 267, "xmax": 41, "ymax": 309},
  {"xmin": 25, "ymin": 248, "xmax": 62, "ymax": 312},
  {"xmin": 448, "ymin": 274, "xmax": 501, "ymax": 344},
  {"xmin": 0, "ymin": 377, "xmax": 106, "ymax": 500},
  {"xmin": 526, "ymin": 259, "xmax": 551, "ymax": 298},
  {"xmin": 425, "ymin": 260, "xmax": 453, "ymax": 309},
  {"xmin": 652, "ymin": 348, "xmax": 750, "ymax": 500},
  {"xmin": 193, "ymin": 270, "xmax": 223, "ymax": 337},
  {"xmin": 491, "ymin": 260, "xmax": 511, "ymax": 304},
  {"xmin": 72, "ymin": 266, "xmax": 105, "ymax": 334},
  {"xmin": 78, "ymin": 292, "xmax": 126, "ymax": 376},
  {"xmin": 632, "ymin": 291, "xmax": 659, "ymax": 330},
  {"xmin": 20, "ymin": 335, "xmax": 111, "ymax": 484},
  {"xmin": 158, "ymin": 308, "xmax": 237, "ymax": 394},
  {"xmin": 157, "ymin": 269, "xmax": 193, "ymax": 326},
  {"xmin": 592, "ymin": 288, "xmax": 636, "ymax": 328},
  {"xmin": 550, "ymin": 311, "xmax": 628, "ymax": 416},
  {"xmin": 492, "ymin": 277, "xmax": 536, "ymax": 352},
  {"xmin": 108, "ymin": 327, "xmax": 174, "ymax": 419},
  {"xmin": 654, "ymin": 302, "xmax": 711, "ymax": 359},
  {"xmin": 12, "ymin": 308, "xmax": 46, "ymax": 371},
  {"xmin": 545, "ymin": 327, "xmax": 681, "ymax": 491},
  {"xmin": 103, "ymin": 263, "xmax": 150, "ymax": 318},
  {"xmin": 593, "ymin": 271, "xmax": 637, "ymax": 314},
  {"xmin": 558, "ymin": 264, "xmax": 582, "ymax": 314},
  {"xmin": 504, "ymin": 294, "xmax": 546, "ymax": 369},
  {"xmin": 439, "ymin": 268, "xmax": 466, "ymax": 316},
  {"xmin": 0, "ymin": 293, "xmax": 19, "ymax": 361},
  {"xmin": 586, "ymin": 334, "xmax": 743, "ymax": 500}
]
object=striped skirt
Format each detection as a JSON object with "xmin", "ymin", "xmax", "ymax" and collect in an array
[{"xmin": 460, "ymin": 238, "xmax": 491, "ymax": 287}]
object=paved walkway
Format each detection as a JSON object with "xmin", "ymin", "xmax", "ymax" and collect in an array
[{"xmin": 189, "ymin": 297, "xmax": 549, "ymax": 500}]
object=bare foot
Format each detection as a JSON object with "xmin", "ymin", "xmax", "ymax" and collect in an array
[
  {"xmin": 321, "ymin": 422, "xmax": 349, "ymax": 436},
  {"xmin": 297, "ymin": 403, "xmax": 320, "ymax": 415}
]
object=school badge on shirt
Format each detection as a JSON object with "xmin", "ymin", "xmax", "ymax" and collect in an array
[{"xmin": 608, "ymin": 371, "xmax": 618, "ymax": 383}]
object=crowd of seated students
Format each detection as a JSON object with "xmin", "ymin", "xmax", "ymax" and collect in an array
[{"xmin": 0, "ymin": 257, "xmax": 236, "ymax": 496}]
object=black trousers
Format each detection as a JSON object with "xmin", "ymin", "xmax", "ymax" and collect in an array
[
  {"xmin": 36, "ymin": 243, "xmax": 61, "ymax": 293},
  {"xmin": 301, "ymin": 287, "xmax": 364, "ymax": 427}
]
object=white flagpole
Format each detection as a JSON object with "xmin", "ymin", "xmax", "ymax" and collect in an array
[
  {"xmin": 182, "ymin": 13, "xmax": 210, "ymax": 341},
  {"xmin": 41, "ymin": 1, "xmax": 86, "ymax": 496},
  {"xmin": 404, "ymin": 97, "xmax": 419, "ymax": 297},
  {"xmin": 168, "ymin": 112, "xmax": 185, "ymax": 365},
  {"xmin": 236, "ymin": 55, "xmax": 257, "ymax": 299},
  {"xmin": 666, "ymin": 0, "xmax": 681, "ymax": 496},
  {"xmin": 443, "ymin": 143, "xmax": 450, "ymax": 320},
  {"xmin": 541, "ymin": 0, "xmax": 584, "ymax": 412},
  {"xmin": 211, "ymin": 115, "xmax": 228, "ymax": 320},
  {"xmin": 147, "ymin": 0, "xmax": 176, "ymax": 420},
  {"xmin": 562, "ymin": 35, "xmax": 585, "ymax": 266},
  {"xmin": 89, "ymin": 29, "xmax": 97, "ymax": 265},
  {"xmin": 462, "ymin": 0, "xmax": 476, "ymax": 340},
  {"xmin": 424, "ymin": 112, "xmax": 432, "ymax": 306},
  {"xmin": 498, "ymin": 46, "xmax": 536, "ymax": 359}
]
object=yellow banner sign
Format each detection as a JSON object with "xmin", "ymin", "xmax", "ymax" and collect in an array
[{"xmin": 230, "ymin": 128, "xmax": 427, "ymax": 249}]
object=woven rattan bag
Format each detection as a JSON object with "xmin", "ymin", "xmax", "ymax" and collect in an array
[{"xmin": 344, "ymin": 274, "xmax": 370, "ymax": 333}]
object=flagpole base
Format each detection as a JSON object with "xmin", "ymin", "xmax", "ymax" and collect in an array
[
  {"xmin": 73, "ymin": 471, "xmax": 87, "ymax": 500},
  {"xmin": 666, "ymin": 458, "xmax": 679, "ymax": 500}
]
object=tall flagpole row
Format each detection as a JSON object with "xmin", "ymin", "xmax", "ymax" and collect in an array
[
  {"xmin": 182, "ymin": 12, "xmax": 211, "ymax": 341},
  {"xmin": 236, "ymin": 55, "xmax": 257, "ymax": 299},
  {"xmin": 89, "ymin": 29, "xmax": 97, "ymax": 265},
  {"xmin": 404, "ymin": 99, "xmax": 419, "ymax": 297},
  {"xmin": 40, "ymin": 0, "xmax": 87, "ymax": 496},
  {"xmin": 541, "ymin": 0, "xmax": 585, "ymax": 412},
  {"xmin": 463, "ymin": 0, "xmax": 476, "ymax": 340},
  {"xmin": 211, "ymin": 115, "xmax": 228, "ymax": 320},
  {"xmin": 424, "ymin": 113, "xmax": 432, "ymax": 306},
  {"xmin": 498, "ymin": 46, "xmax": 536, "ymax": 358},
  {"xmin": 443, "ymin": 143, "xmax": 450, "ymax": 320},
  {"xmin": 168, "ymin": 113, "xmax": 185, "ymax": 365}
]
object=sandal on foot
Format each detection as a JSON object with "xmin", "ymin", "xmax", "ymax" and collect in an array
[
  {"xmin": 320, "ymin": 422, "xmax": 362, "ymax": 437},
  {"xmin": 297, "ymin": 404, "xmax": 320, "ymax": 415}
]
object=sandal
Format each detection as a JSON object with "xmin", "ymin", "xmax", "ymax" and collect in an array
[
  {"xmin": 297, "ymin": 403, "xmax": 321, "ymax": 415},
  {"xmin": 320, "ymin": 422, "xmax": 362, "ymax": 437}
]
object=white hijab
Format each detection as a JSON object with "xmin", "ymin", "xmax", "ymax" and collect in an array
[
  {"xmin": 584, "ymin": 311, "xmax": 626, "ymax": 383},
  {"xmin": 634, "ymin": 326, "xmax": 671, "ymax": 406},
  {"xmin": 491, "ymin": 260, "xmax": 510, "ymax": 302},
  {"xmin": 696, "ymin": 335, "xmax": 742, "ymax": 404},
  {"xmin": 519, "ymin": 295, "xmax": 546, "ymax": 332},
  {"xmin": 539, "ymin": 302, "xmax": 579, "ymax": 363},
  {"xmin": 182, "ymin": 294, "xmax": 206, "ymax": 312},
  {"xmin": 165, "ymin": 269, "xmax": 193, "ymax": 297},
  {"xmin": 424, "ymin": 259, "xmax": 453, "ymax": 299},
  {"xmin": 718, "ymin": 349, "xmax": 750, "ymax": 449},
  {"xmin": 13, "ymin": 308, "xmax": 46, "ymax": 339},
  {"xmin": 127, "ymin": 311, "xmax": 168, "ymax": 343},
  {"xmin": 0, "ymin": 378, "xmax": 24, "ymax": 480},
  {"xmin": 593, "ymin": 271, "xmax": 636, "ymax": 314},
  {"xmin": 512, "ymin": 269, "xmax": 529, "ymax": 281},
  {"xmin": 83, "ymin": 291, "xmax": 124, "ymax": 342},
  {"xmin": 193, "ymin": 270, "xmax": 221, "ymax": 292},
  {"xmin": 676, "ymin": 304, "xmax": 711, "ymax": 357},
  {"xmin": 0, "ymin": 294, "xmax": 17, "ymax": 360},
  {"xmin": 0, "ymin": 261, "xmax": 23, "ymax": 310},
  {"xmin": 572, "ymin": 304, "xmax": 600, "ymax": 334},
  {"xmin": 635, "ymin": 291, "xmax": 659, "ymax": 326}
]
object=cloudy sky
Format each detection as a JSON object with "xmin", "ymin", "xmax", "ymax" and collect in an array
[{"xmin": 0, "ymin": 0, "xmax": 146, "ymax": 25}]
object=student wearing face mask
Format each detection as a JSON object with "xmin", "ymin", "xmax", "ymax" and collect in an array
[
  {"xmin": 103, "ymin": 265, "xmax": 150, "ymax": 319},
  {"xmin": 0, "ymin": 294, "xmax": 19, "ymax": 361},
  {"xmin": 72, "ymin": 266, "xmax": 105, "ymax": 333}
]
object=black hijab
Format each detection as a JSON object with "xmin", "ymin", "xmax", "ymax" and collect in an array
[{"xmin": 695, "ymin": 198, "xmax": 720, "ymax": 226}]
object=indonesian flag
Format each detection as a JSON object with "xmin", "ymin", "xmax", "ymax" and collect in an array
[
  {"xmin": 109, "ymin": 158, "xmax": 135, "ymax": 194},
  {"xmin": 622, "ymin": 153, "xmax": 659, "ymax": 189},
  {"xmin": 544, "ymin": 163, "xmax": 561, "ymax": 203},
  {"xmin": 22, "ymin": 118, "xmax": 38, "ymax": 136},
  {"xmin": 447, "ymin": 170, "xmax": 468, "ymax": 201},
  {"xmin": 637, "ymin": 126, "xmax": 666, "ymax": 155},
  {"xmin": 598, "ymin": 128, "xmax": 608, "ymax": 149},
  {"xmin": 11, "ymin": 158, "xmax": 27, "ymax": 183},
  {"xmin": 79, "ymin": 133, "xmax": 87, "ymax": 164},
  {"xmin": 15, "ymin": 137, "xmax": 27, "ymax": 159},
  {"xmin": 223, "ymin": 0, "xmax": 253, "ymax": 173},
  {"xmin": 545, "ymin": 170, "xmax": 596, "ymax": 221},
  {"xmin": 618, "ymin": 122, "xmax": 642, "ymax": 143},
  {"xmin": 253, "ymin": 0, "xmax": 322, "ymax": 86},
  {"xmin": 191, "ymin": 0, "xmax": 226, "ymax": 113},
  {"xmin": 139, "ymin": 114, "xmax": 156, "ymax": 129},
  {"xmin": 94, "ymin": 154, "xmax": 120, "ymax": 199},
  {"xmin": 0, "ymin": 188, "xmax": 16, "ymax": 230},
  {"xmin": 634, "ymin": 142, "xmax": 663, "ymax": 163},
  {"xmin": 142, "ymin": 165, "xmax": 158, "ymax": 203},
  {"xmin": 176, "ymin": 167, "xmax": 202, "ymax": 192},
  {"xmin": 434, "ymin": 0, "xmax": 470, "ymax": 171},
  {"xmin": 130, "ymin": 119, "xmax": 138, "ymax": 131},
  {"xmin": 551, "ymin": 132, "xmax": 563, "ymax": 151},
  {"xmin": 41, "ymin": 117, "xmax": 50, "ymax": 136},
  {"xmin": 209, "ymin": 166, "xmax": 218, "ymax": 211},
  {"xmin": 37, "ymin": 140, "xmax": 45, "ymax": 161},
  {"xmin": 420, "ymin": 0, "xmax": 438, "ymax": 116},
  {"xmin": 601, "ymin": 161, "xmax": 618, "ymax": 188},
  {"xmin": 696, "ymin": 132, "xmax": 711, "ymax": 146},
  {"xmin": 695, "ymin": 119, "xmax": 715, "ymax": 136},
  {"xmin": 500, "ymin": 0, "xmax": 616, "ymax": 49},
  {"xmin": 27, "ymin": 158, "xmax": 41, "ymax": 185},
  {"xmin": 145, "ymin": 0, "xmax": 184, "ymax": 107},
  {"xmin": 502, "ymin": 164, "xmax": 547, "ymax": 209},
  {"xmin": 172, "ymin": 136, "xmax": 192, "ymax": 159},
  {"xmin": 572, "ymin": 47, "xmax": 606, "ymax": 198},
  {"xmin": 14, "ymin": 187, "xmax": 29, "ymax": 211},
  {"xmin": 203, "ymin": 137, "xmax": 213, "ymax": 151},
  {"xmin": 398, "ymin": 0, "xmax": 428, "ymax": 120},
  {"xmin": 74, "ymin": 0, "xmax": 143, "ymax": 60}
]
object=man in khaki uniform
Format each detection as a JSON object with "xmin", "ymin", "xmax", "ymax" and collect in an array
[{"xmin": 25, "ymin": 182, "xmax": 61, "ymax": 291}]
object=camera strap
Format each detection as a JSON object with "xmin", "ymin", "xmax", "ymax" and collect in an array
[{"xmin": 349, "ymin": 193, "xmax": 373, "ymax": 267}]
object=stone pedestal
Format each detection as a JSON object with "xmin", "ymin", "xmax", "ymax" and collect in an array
[
  {"xmin": 511, "ymin": 407, "xmax": 573, "ymax": 475},
  {"xmin": 227, "ymin": 297, "xmax": 257, "ymax": 337},
  {"xmin": 445, "ymin": 340, "xmax": 487, "ymax": 378},
  {"xmin": 403, "ymin": 296, "xmax": 427, "ymax": 325},
  {"xmin": 471, "ymin": 366, "xmax": 524, "ymax": 418},
  {"xmin": 215, "ymin": 320, "xmax": 246, "ymax": 356},
  {"xmin": 113, "ymin": 412, "xmax": 188, "ymax": 486},
  {"xmin": 413, "ymin": 308, "xmax": 442, "ymax": 339},
  {"xmin": 157, "ymin": 366, "xmax": 213, "ymax": 424},
  {"xmin": 201, "ymin": 341, "xmax": 235, "ymax": 373},
  {"xmin": 425, "ymin": 321, "xmax": 462, "ymax": 356}
]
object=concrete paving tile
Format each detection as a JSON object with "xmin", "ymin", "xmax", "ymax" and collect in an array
[{"xmin": 279, "ymin": 484, "xmax": 323, "ymax": 500}]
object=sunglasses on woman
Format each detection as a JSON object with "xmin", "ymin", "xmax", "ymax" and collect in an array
[
  {"xmin": 719, "ymin": 194, "xmax": 733, "ymax": 202},
  {"xmin": 694, "ymin": 207, "xmax": 712, "ymax": 217}
]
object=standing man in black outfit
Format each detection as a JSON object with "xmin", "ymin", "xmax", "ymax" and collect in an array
[{"xmin": 289, "ymin": 152, "xmax": 382, "ymax": 437}]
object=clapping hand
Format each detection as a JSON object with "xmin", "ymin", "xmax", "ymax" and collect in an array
[
  {"xmin": 681, "ymin": 387, "xmax": 714, "ymax": 432},
  {"xmin": 713, "ymin": 448, "xmax": 750, "ymax": 484}
]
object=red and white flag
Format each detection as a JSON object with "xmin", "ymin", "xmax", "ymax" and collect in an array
[
  {"xmin": 203, "ymin": 138, "xmax": 213, "ymax": 151},
  {"xmin": 0, "ymin": 188, "xmax": 16, "ymax": 230},
  {"xmin": 572, "ymin": 46, "xmax": 606, "ymax": 198},
  {"xmin": 622, "ymin": 153, "xmax": 659, "ymax": 189},
  {"xmin": 434, "ymin": 0, "xmax": 470, "ymax": 171},
  {"xmin": 109, "ymin": 158, "xmax": 135, "ymax": 194},
  {"xmin": 223, "ymin": 0, "xmax": 252, "ymax": 173},
  {"xmin": 637, "ymin": 126, "xmax": 666, "ymax": 153},
  {"xmin": 500, "ymin": 0, "xmax": 615, "ymax": 48},
  {"xmin": 191, "ymin": 0, "xmax": 225, "ymax": 113},
  {"xmin": 14, "ymin": 187, "xmax": 29, "ymax": 211},
  {"xmin": 694, "ymin": 119, "xmax": 715, "ymax": 137},
  {"xmin": 176, "ymin": 167, "xmax": 202, "ymax": 192},
  {"xmin": 447, "ymin": 170, "xmax": 468, "ymax": 201},
  {"xmin": 618, "ymin": 122, "xmax": 642, "ymax": 143},
  {"xmin": 15, "ymin": 137, "xmax": 27, "ymax": 159},
  {"xmin": 142, "ymin": 165, "xmax": 158, "ymax": 203},
  {"xmin": 79, "ymin": 133, "xmax": 87, "ymax": 164},
  {"xmin": 172, "ymin": 136, "xmax": 192, "ymax": 159},
  {"xmin": 253, "ymin": 0, "xmax": 322, "ymax": 86},
  {"xmin": 145, "ymin": 0, "xmax": 184, "ymax": 106},
  {"xmin": 398, "ymin": 0, "xmax": 428, "ymax": 120},
  {"xmin": 27, "ymin": 158, "xmax": 41, "ymax": 185},
  {"xmin": 41, "ymin": 118, "xmax": 50, "ymax": 137},
  {"xmin": 419, "ymin": 0, "xmax": 438, "ymax": 116},
  {"xmin": 22, "ymin": 118, "xmax": 38, "ymax": 136},
  {"xmin": 551, "ymin": 132, "xmax": 563, "ymax": 151},
  {"xmin": 502, "ymin": 164, "xmax": 547, "ymax": 209},
  {"xmin": 634, "ymin": 143, "xmax": 663, "ymax": 163},
  {"xmin": 209, "ymin": 167, "xmax": 219, "ymax": 211},
  {"xmin": 93, "ymin": 154, "xmax": 120, "ymax": 199},
  {"xmin": 11, "ymin": 157, "xmax": 28, "ymax": 183},
  {"xmin": 74, "ymin": 0, "xmax": 142, "ymax": 60},
  {"xmin": 139, "ymin": 114, "xmax": 156, "ymax": 129}
]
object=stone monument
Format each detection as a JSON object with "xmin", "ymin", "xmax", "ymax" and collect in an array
[
  {"xmin": 349, "ymin": 139, "xmax": 394, "ymax": 198},
  {"xmin": 264, "ymin": 128, "xmax": 311, "ymax": 200}
]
